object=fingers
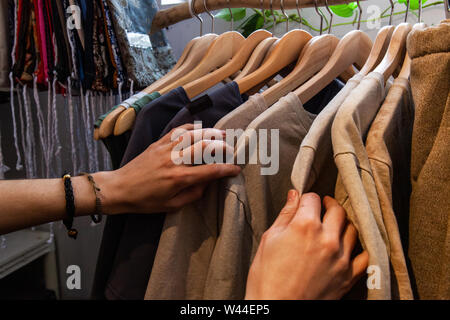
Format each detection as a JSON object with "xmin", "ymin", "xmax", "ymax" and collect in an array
[
  {"xmin": 349, "ymin": 251, "xmax": 369, "ymax": 288},
  {"xmin": 181, "ymin": 163, "xmax": 241, "ymax": 186},
  {"xmin": 291, "ymin": 193, "xmax": 322, "ymax": 227},
  {"xmin": 171, "ymin": 128, "xmax": 226, "ymax": 150},
  {"xmin": 342, "ymin": 223, "xmax": 358, "ymax": 260},
  {"xmin": 270, "ymin": 190, "xmax": 300, "ymax": 230},
  {"xmin": 179, "ymin": 139, "xmax": 235, "ymax": 165},
  {"xmin": 322, "ymin": 196, "xmax": 347, "ymax": 238}
]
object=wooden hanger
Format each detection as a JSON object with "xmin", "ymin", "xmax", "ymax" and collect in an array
[
  {"xmin": 113, "ymin": 31, "xmax": 245, "ymax": 135},
  {"xmin": 236, "ymin": 29, "xmax": 313, "ymax": 94},
  {"xmin": 95, "ymin": 36, "xmax": 214, "ymax": 140},
  {"xmin": 294, "ymin": 30, "xmax": 372, "ymax": 104},
  {"xmin": 182, "ymin": 29, "xmax": 271, "ymax": 99},
  {"xmin": 110, "ymin": 34, "xmax": 218, "ymax": 137},
  {"xmin": 358, "ymin": 25, "xmax": 395, "ymax": 76},
  {"xmin": 373, "ymin": 23, "xmax": 412, "ymax": 83},
  {"xmin": 234, "ymin": 37, "xmax": 278, "ymax": 81},
  {"xmin": 159, "ymin": 31, "xmax": 245, "ymax": 96},
  {"xmin": 262, "ymin": 34, "xmax": 340, "ymax": 106}
]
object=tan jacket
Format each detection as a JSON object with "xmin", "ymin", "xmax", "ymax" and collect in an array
[
  {"xmin": 332, "ymin": 72, "xmax": 391, "ymax": 299},
  {"xmin": 365, "ymin": 77, "xmax": 414, "ymax": 300},
  {"xmin": 407, "ymin": 20, "xmax": 450, "ymax": 299}
]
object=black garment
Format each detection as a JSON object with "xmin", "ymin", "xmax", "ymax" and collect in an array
[
  {"xmin": 92, "ymin": 87, "xmax": 190, "ymax": 300},
  {"xmin": 94, "ymin": 82, "xmax": 247, "ymax": 300},
  {"xmin": 161, "ymin": 81, "xmax": 248, "ymax": 136}
]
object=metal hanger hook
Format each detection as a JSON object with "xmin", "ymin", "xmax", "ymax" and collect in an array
[
  {"xmin": 296, "ymin": 0, "xmax": 302, "ymax": 29},
  {"xmin": 388, "ymin": 0, "xmax": 394, "ymax": 25},
  {"xmin": 261, "ymin": 0, "xmax": 266, "ymax": 26},
  {"xmin": 203, "ymin": 0, "xmax": 214, "ymax": 33},
  {"xmin": 356, "ymin": 0, "xmax": 362, "ymax": 30},
  {"xmin": 324, "ymin": 0, "xmax": 333, "ymax": 34},
  {"xmin": 191, "ymin": 0, "xmax": 203, "ymax": 36},
  {"xmin": 405, "ymin": 0, "xmax": 410, "ymax": 22},
  {"xmin": 418, "ymin": 0, "xmax": 422, "ymax": 23},
  {"xmin": 227, "ymin": 0, "xmax": 233, "ymax": 30},
  {"xmin": 313, "ymin": 0, "xmax": 324, "ymax": 35},
  {"xmin": 280, "ymin": 0, "xmax": 289, "ymax": 33},
  {"xmin": 270, "ymin": 0, "xmax": 276, "ymax": 31}
]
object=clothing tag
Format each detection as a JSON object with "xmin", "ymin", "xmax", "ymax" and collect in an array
[
  {"xmin": 187, "ymin": 95, "xmax": 213, "ymax": 114},
  {"xmin": 126, "ymin": 32, "xmax": 152, "ymax": 49}
]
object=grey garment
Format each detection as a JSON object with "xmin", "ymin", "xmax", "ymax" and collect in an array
[
  {"xmin": 145, "ymin": 80, "xmax": 344, "ymax": 300},
  {"xmin": 332, "ymin": 72, "xmax": 391, "ymax": 299},
  {"xmin": 146, "ymin": 94, "xmax": 322, "ymax": 299},
  {"xmin": 106, "ymin": 0, "xmax": 176, "ymax": 88},
  {"xmin": 0, "ymin": 0, "xmax": 10, "ymax": 88}
]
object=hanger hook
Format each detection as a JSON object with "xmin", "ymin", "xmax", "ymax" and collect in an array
[
  {"xmin": 418, "ymin": 0, "xmax": 422, "ymax": 23},
  {"xmin": 270, "ymin": 0, "xmax": 276, "ymax": 31},
  {"xmin": 324, "ymin": 0, "xmax": 333, "ymax": 34},
  {"xmin": 227, "ymin": 0, "xmax": 233, "ymax": 30},
  {"xmin": 280, "ymin": 0, "xmax": 289, "ymax": 33},
  {"xmin": 313, "ymin": 0, "xmax": 323, "ymax": 35},
  {"xmin": 405, "ymin": 0, "xmax": 410, "ymax": 22},
  {"xmin": 203, "ymin": 0, "xmax": 214, "ymax": 33},
  {"xmin": 356, "ymin": 0, "xmax": 362, "ymax": 30},
  {"xmin": 191, "ymin": 0, "xmax": 203, "ymax": 36},
  {"xmin": 388, "ymin": 0, "xmax": 394, "ymax": 25},
  {"xmin": 261, "ymin": 0, "xmax": 266, "ymax": 26},
  {"xmin": 296, "ymin": 0, "xmax": 302, "ymax": 29}
]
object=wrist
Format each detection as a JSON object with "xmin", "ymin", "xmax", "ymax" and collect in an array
[{"xmin": 90, "ymin": 171, "xmax": 126, "ymax": 215}]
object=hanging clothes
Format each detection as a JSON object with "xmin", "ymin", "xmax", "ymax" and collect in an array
[
  {"xmin": 332, "ymin": 72, "xmax": 390, "ymax": 299},
  {"xmin": 105, "ymin": 0, "xmax": 176, "ymax": 89},
  {"xmin": 93, "ymin": 81, "xmax": 248, "ymax": 300},
  {"xmin": 407, "ymin": 20, "xmax": 450, "ymax": 300},
  {"xmin": 365, "ymin": 77, "xmax": 415, "ymax": 300},
  {"xmin": 145, "ymin": 80, "xmax": 344, "ymax": 300}
]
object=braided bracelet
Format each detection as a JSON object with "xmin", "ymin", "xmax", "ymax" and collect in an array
[{"xmin": 62, "ymin": 174, "xmax": 78, "ymax": 239}]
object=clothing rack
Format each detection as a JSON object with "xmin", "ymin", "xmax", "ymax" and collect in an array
[{"xmin": 151, "ymin": 0, "xmax": 367, "ymax": 34}]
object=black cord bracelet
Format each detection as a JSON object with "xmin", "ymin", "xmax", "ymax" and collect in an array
[{"xmin": 62, "ymin": 174, "xmax": 78, "ymax": 239}]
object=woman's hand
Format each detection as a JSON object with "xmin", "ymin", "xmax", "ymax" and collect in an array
[
  {"xmin": 245, "ymin": 191, "xmax": 369, "ymax": 300},
  {"xmin": 95, "ymin": 124, "xmax": 241, "ymax": 215}
]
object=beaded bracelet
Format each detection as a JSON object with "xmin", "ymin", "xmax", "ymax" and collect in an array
[{"xmin": 62, "ymin": 173, "xmax": 78, "ymax": 239}]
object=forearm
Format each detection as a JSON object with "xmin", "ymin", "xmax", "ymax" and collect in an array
[{"xmin": 0, "ymin": 171, "xmax": 118, "ymax": 235}]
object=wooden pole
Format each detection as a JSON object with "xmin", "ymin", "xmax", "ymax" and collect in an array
[{"xmin": 151, "ymin": 0, "xmax": 367, "ymax": 34}]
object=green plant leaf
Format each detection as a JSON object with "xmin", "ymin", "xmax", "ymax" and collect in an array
[
  {"xmin": 215, "ymin": 8, "xmax": 247, "ymax": 22},
  {"xmin": 239, "ymin": 13, "xmax": 264, "ymax": 37},
  {"xmin": 329, "ymin": 3, "xmax": 358, "ymax": 17},
  {"xmin": 398, "ymin": 0, "xmax": 428, "ymax": 10}
]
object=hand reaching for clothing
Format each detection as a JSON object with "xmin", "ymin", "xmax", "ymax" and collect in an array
[
  {"xmin": 245, "ymin": 191, "xmax": 369, "ymax": 300},
  {"xmin": 101, "ymin": 123, "xmax": 240, "ymax": 215},
  {"xmin": 0, "ymin": 124, "xmax": 240, "ymax": 234}
]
